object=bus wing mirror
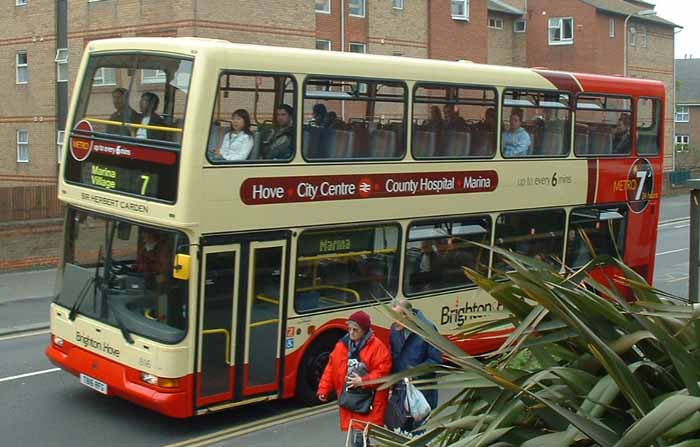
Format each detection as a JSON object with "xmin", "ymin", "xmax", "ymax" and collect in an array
[{"xmin": 173, "ymin": 254, "xmax": 191, "ymax": 280}]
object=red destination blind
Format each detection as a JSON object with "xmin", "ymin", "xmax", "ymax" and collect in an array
[{"xmin": 240, "ymin": 170, "xmax": 499, "ymax": 205}]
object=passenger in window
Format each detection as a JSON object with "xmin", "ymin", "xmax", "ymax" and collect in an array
[
  {"xmin": 443, "ymin": 104, "xmax": 467, "ymax": 132},
  {"xmin": 410, "ymin": 240, "xmax": 442, "ymax": 292},
  {"xmin": 482, "ymin": 107, "xmax": 497, "ymax": 133},
  {"xmin": 423, "ymin": 106, "xmax": 444, "ymax": 132},
  {"xmin": 327, "ymin": 111, "xmax": 343, "ymax": 129},
  {"xmin": 136, "ymin": 92, "xmax": 166, "ymax": 140},
  {"xmin": 107, "ymin": 88, "xmax": 138, "ymax": 135},
  {"xmin": 502, "ymin": 108, "xmax": 531, "ymax": 157},
  {"xmin": 135, "ymin": 229, "xmax": 172, "ymax": 322},
  {"xmin": 212, "ymin": 109, "xmax": 254, "ymax": 161},
  {"xmin": 312, "ymin": 103, "xmax": 329, "ymax": 127},
  {"xmin": 612, "ymin": 113, "xmax": 632, "ymax": 154},
  {"xmin": 263, "ymin": 104, "xmax": 295, "ymax": 159}
]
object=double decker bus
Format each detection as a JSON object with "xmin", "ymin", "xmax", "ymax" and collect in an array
[{"xmin": 47, "ymin": 38, "xmax": 664, "ymax": 418}]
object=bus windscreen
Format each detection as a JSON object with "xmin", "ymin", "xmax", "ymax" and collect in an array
[{"xmin": 63, "ymin": 53, "xmax": 193, "ymax": 202}]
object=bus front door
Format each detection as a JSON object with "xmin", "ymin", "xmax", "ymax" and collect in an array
[{"xmin": 196, "ymin": 237, "xmax": 287, "ymax": 410}]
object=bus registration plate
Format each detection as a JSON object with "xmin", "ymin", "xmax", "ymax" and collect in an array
[{"xmin": 80, "ymin": 373, "xmax": 108, "ymax": 395}]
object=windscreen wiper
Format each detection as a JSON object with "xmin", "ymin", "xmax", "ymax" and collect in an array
[
  {"xmin": 102, "ymin": 290, "xmax": 134, "ymax": 345},
  {"xmin": 68, "ymin": 276, "xmax": 95, "ymax": 321}
]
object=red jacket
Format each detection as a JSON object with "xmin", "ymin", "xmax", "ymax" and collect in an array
[{"xmin": 317, "ymin": 332, "xmax": 392, "ymax": 431}]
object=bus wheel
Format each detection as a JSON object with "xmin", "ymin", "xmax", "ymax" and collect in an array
[{"xmin": 295, "ymin": 331, "xmax": 342, "ymax": 405}]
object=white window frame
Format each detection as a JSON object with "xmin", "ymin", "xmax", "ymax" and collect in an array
[
  {"xmin": 488, "ymin": 17, "xmax": 503, "ymax": 29},
  {"xmin": 349, "ymin": 42, "xmax": 367, "ymax": 53},
  {"xmin": 349, "ymin": 0, "xmax": 365, "ymax": 17},
  {"xmin": 629, "ymin": 26, "xmax": 637, "ymax": 47},
  {"xmin": 548, "ymin": 17, "xmax": 574, "ymax": 45},
  {"xmin": 316, "ymin": 39, "xmax": 332, "ymax": 51},
  {"xmin": 315, "ymin": 0, "xmax": 330, "ymax": 14},
  {"xmin": 451, "ymin": 0, "xmax": 469, "ymax": 21},
  {"xmin": 392, "ymin": 0, "xmax": 404, "ymax": 9},
  {"xmin": 16, "ymin": 0, "xmax": 27, "ymax": 6},
  {"xmin": 55, "ymin": 48, "xmax": 69, "ymax": 83},
  {"xmin": 142, "ymin": 69, "xmax": 166, "ymax": 85},
  {"xmin": 676, "ymin": 135, "xmax": 690, "ymax": 145},
  {"xmin": 676, "ymin": 105, "xmax": 690, "ymax": 122},
  {"xmin": 92, "ymin": 67, "xmax": 116, "ymax": 86},
  {"xmin": 514, "ymin": 19, "xmax": 527, "ymax": 33},
  {"xmin": 16, "ymin": 51, "xmax": 28, "ymax": 84},
  {"xmin": 57, "ymin": 130, "xmax": 65, "ymax": 164},
  {"xmin": 609, "ymin": 18, "xmax": 615, "ymax": 37},
  {"xmin": 17, "ymin": 129, "xmax": 29, "ymax": 163}
]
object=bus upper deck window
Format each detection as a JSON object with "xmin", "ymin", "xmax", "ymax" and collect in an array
[
  {"xmin": 575, "ymin": 95, "xmax": 632, "ymax": 156},
  {"xmin": 637, "ymin": 97, "xmax": 661, "ymax": 155},
  {"xmin": 207, "ymin": 73, "xmax": 297, "ymax": 164}
]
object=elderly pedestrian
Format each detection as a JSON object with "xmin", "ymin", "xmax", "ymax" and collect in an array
[{"xmin": 317, "ymin": 311, "xmax": 392, "ymax": 447}]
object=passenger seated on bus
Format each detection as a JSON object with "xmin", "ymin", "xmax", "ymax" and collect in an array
[
  {"xmin": 502, "ymin": 108, "xmax": 531, "ymax": 157},
  {"xmin": 262, "ymin": 104, "xmax": 295, "ymax": 159},
  {"xmin": 312, "ymin": 103, "xmax": 329, "ymax": 127},
  {"xmin": 612, "ymin": 112, "xmax": 632, "ymax": 154},
  {"xmin": 423, "ymin": 106, "xmax": 444, "ymax": 132},
  {"xmin": 107, "ymin": 88, "xmax": 138, "ymax": 135},
  {"xmin": 409, "ymin": 240, "xmax": 443, "ymax": 292},
  {"xmin": 326, "ymin": 111, "xmax": 343, "ymax": 129},
  {"xmin": 443, "ymin": 104, "xmax": 468, "ymax": 132},
  {"xmin": 211, "ymin": 109, "xmax": 254, "ymax": 161},
  {"xmin": 136, "ymin": 92, "xmax": 167, "ymax": 141}
]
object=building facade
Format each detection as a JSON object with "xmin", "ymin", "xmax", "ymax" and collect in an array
[{"xmin": 674, "ymin": 58, "xmax": 700, "ymax": 170}]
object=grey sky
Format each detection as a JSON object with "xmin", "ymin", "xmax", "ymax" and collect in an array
[{"xmin": 652, "ymin": 0, "xmax": 699, "ymax": 59}]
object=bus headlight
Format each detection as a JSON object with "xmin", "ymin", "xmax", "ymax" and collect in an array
[
  {"xmin": 53, "ymin": 336, "xmax": 64, "ymax": 347},
  {"xmin": 140, "ymin": 372, "xmax": 180, "ymax": 388}
]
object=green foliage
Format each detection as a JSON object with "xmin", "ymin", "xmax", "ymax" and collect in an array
[{"xmin": 365, "ymin": 250, "xmax": 700, "ymax": 446}]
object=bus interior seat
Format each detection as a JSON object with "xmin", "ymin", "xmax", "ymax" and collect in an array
[
  {"xmin": 249, "ymin": 128, "xmax": 265, "ymax": 160},
  {"xmin": 445, "ymin": 131, "xmax": 471, "ymax": 157},
  {"xmin": 413, "ymin": 130, "xmax": 437, "ymax": 157},
  {"xmin": 208, "ymin": 122, "xmax": 227, "ymax": 151},
  {"xmin": 369, "ymin": 128, "xmax": 397, "ymax": 158},
  {"xmin": 575, "ymin": 129, "xmax": 590, "ymax": 154},
  {"xmin": 295, "ymin": 291, "xmax": 321, "ymax": 312},
  {"xmin": 540, "ymin": 130, "xmax": 565, "ymax": 155},
  {"xmin": 637, "ymin": 133, "xmax": 657, "ymax": 153},
  {"xmin": 589, "ymin": 131, "xmax": 613, "ymax": 155},
  {"xmin": 333, "ymin": 129, "xmax": 355, "ymax": 158}
]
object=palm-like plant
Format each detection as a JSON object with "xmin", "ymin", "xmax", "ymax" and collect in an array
[{"xmin": 365, "ymin": 248, "xmax": 700, "ymax": 447}]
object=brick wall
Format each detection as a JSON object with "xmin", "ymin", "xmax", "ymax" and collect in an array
[
  {"xmin": 368, "ymin": 0, "xmax": 427, "ymax": 57},
  {"xmin": 488, "ymin": 12, "xmax": 515, "ymax": 66},
  {"xmin": 674, "ymin": 106, "xmax": 700, "ymax": 169},
  {"xmin": 428, "ymin": 0, "xmax": 488, "ymax": 62},
  {"xmin": 0, "ymin": 220, "xmax": 63, "ymax": 271}
]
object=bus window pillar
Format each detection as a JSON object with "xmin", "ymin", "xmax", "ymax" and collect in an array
[{"xmin": 688, "ymin": 179, "xmax": 700, "ymax": 304}]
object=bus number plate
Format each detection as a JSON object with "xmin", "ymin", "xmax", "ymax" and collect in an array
[{"xmin": 80, "ymin": 373, "xmax": 108, "ymax": 395}]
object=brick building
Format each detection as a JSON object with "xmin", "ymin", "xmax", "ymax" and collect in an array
[{"xmin": 674, "ymin": 58, "xmax": 700, "ymax": 170}]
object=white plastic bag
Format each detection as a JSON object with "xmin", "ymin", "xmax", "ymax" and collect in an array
[{"xmin": 403, "ymin": 378, "xmax": 431, "ymax": 423}]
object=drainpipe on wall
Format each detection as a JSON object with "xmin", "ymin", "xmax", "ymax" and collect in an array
[
  {"xmin": 56, "ymin": 0, "xmax": 68, "ymax": 167},
  {"xmin": 340, "ymin": 0, "xmax": 345, "ymax": 120}
]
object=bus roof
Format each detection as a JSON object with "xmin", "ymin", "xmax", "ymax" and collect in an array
[{"xmin": 84, "ymin": 36, "xmax": 662, "ymax": 94}]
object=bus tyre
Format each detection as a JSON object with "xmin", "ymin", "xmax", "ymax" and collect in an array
[{"xmin": 295, "ymin": 332, "xmax": 342, "ymax": 405}]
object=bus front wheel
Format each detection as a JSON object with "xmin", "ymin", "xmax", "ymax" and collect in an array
[{"xmin": 295, "ymin": 331, "xmax": 342, "ymax": 405}]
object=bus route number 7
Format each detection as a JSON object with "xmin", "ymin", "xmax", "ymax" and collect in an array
[
  {"xmin": 635, "ymin": 169, "xmax": 651, "ymax": 201},
  {"xmin": 140, "ymin": 175, "xmax": 150, "ymax": 195}
]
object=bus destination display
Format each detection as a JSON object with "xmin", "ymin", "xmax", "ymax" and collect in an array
[{"xmin": 81, "ymin": 162, "xmax": 159, "ymax": 197}]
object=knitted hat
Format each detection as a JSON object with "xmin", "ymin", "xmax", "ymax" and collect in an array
[{"xmin": 348, "ymin": 311, "xmax": 371, "ymax": 331}]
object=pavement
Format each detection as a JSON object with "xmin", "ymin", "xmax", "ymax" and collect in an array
[{"xmin": 0, "ymin": 268, "xmax": 56, "ymax": 336}]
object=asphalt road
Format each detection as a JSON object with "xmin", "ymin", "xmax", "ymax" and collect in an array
[{"xmin": 0, "ymin": 193, "xmax": 694, "ymax": 446}]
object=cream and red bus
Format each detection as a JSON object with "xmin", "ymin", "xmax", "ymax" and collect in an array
[{"xmin": 46, "ymin": 37, "xmax": 665, "ymax": 418}]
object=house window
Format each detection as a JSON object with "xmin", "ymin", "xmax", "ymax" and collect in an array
[
  {"xmin": 609, "ymin": 18, "xmax": 615, "ymax": 37},
  {"xmin": 316, "ymin": 39, "xmax": 331, "ymax": 51},
  {"xmin": 514, "ymin": 20, "xmax": 527, "ymax": 33},
  {"xmin": 16, "ymin": 0, "xmax": 27, "ymax": 6},
  {"xmin": 676, "ymin": 106, "xmax": 690, "ymax": 122},
  {"xmin": 451, "ymin": 0, "xmax": 469, "ymax": 21},
  {"xmin": 488, "ymin": 17, "xmax": 503, "ymax": 29},
  {"xmin": 641, "ymin": 28, "xmax": 648, "ymax": 48},
  {"xmin": 92, "ymin": 67, "xmax": 116, "ymax": 86},
  {"xmin": 349, "ymin": 42, "xmax": 367, "ymax": 53},
  {"xmin": 17, "ymin": 129, "xmax": 29, "ymax": 163},
  {"xmin": 629, "ymin": 26, "xmax": 637, "ymax": 47},
  {"xmin": 676, "ymin": 135, "xmax": 690, "ymax": 150},
  {"xmin": 142, "ymin": 69, "xmax": 166, "ymax": 84},
  {"xmin": 315, "ymin": 0, "xmax": 330, "ymax": 13},
  {"xmin": 57, "ymin": 130, "xmax": 65, "ymax": 163},
  {"xmin": 349, "ymin": 0, "xmax": 365, "ymax": 17},
  {"xmin": 548, "ymin": 17, "xmax": 574, "ymax": 45},
  {"xmin": 392, "ymin": 0, "xmax": 404, "ymax": 9},
  {"xmin": 16, "ymin": 51, "xmax": 28, "ymax": 84},
  {"xmin": 55, "ymin": 48, "xmax": 69, "ymax": 83}
]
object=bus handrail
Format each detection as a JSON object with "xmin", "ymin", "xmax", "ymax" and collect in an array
[
  {"xmin": 297, "ymin": 285, "xmax": 361, "ymax": 302},
  {"xmin": 255, "ymin": 294, "xmax": 279, "ymax": 305},
  {"xmin": 250, "ymin": 319, "xmax": 279, "ymax": 328},
  {"xmin": 202, "ymin": 329, "xmax": 231, "ymax": 364},
  {"xmin": 84, "ymin": 117, "xmax": 183, "ymax": 134},
  {"xmin": 298, "ymin": 248, "xmax": 396, "ymax": 263}
]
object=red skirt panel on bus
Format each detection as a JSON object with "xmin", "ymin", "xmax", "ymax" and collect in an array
[
  {"xmin": 317, "ymin": 333, "xmax": 392, "ymax": 432},
  {"xmin": 46, "ymin": 340, "xmax": 194, "ymax": 418}
]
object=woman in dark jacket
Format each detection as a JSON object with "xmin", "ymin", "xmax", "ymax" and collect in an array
[{"xmin": 390, "ymin": 299, "xmax": 442, "ymax": 413}]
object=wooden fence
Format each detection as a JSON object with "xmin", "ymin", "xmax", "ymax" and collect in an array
[{"xmin": 0, "ymin": 185, "xmax": 64, "ymax": 222}]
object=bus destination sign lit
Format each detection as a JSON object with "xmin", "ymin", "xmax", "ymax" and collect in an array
[{"xmin": 240, "ymin": 170, "xmax": 499, "ymax": 205}]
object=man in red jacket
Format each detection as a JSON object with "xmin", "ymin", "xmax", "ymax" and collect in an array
[{"xmin": 317, "ymin": 311, "xmax": 392, "ymax": 447}]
